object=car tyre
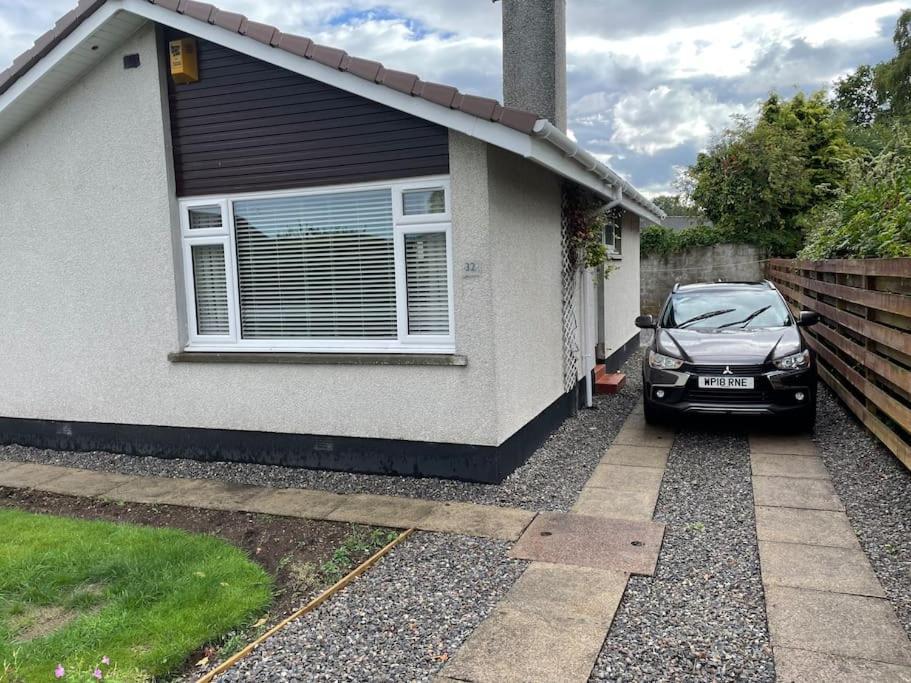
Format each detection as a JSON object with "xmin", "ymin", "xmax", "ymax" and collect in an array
[{"xmin": 643, "ymin": 396, "xmax": 662, "ymax": 426}]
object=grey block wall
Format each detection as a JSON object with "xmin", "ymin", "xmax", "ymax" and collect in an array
[{"xmin": 640, "ymin": 244, "xmax": 767, "ymax": 314}]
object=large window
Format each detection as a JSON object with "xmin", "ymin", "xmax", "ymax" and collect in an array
[{"xmin": 180, "ymin": 178, "xmax": 453, "ymax": 353}]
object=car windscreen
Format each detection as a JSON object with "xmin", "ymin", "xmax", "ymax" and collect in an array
[{"xmin": 661, "ymin": 289, "xmax": 792, "ymax": 330}]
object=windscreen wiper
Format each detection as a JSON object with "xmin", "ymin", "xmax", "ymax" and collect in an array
[
  {"xmin": 717, "ymin": 305, "xmax": 772, "ymax": 329},
  {"xmin": 677, "ymin": 308, "xmax": 736, "ymax": 328}
]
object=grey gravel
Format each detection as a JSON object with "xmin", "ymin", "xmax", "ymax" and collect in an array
[
  {"xmin": 591, "ymin": 427, "xmax": 775, "ymax": 682},
  {"xmin": 0, "ymin": 353, "xmax": 641, "ymax": 512},
  {"xmin": 215, "ymin": 532, "xmax": 527, "ymax": 682},
  {"xmin": 814, "ymin": 385, "xmax": 911, "ymax": 637}
]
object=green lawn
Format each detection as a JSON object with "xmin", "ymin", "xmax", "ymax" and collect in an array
[{"xmin": 0, "ymin": 508, "xmax": 272, "ymax": 682}]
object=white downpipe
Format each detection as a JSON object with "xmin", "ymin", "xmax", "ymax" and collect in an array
[{"xmin": 580, "ymin": 269, "xmax": 594, "ymax": 409}]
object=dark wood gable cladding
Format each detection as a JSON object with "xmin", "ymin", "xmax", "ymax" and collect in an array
[{"xmin": 163, "ymin": 31, "xmax": 450, "ymax": 197}]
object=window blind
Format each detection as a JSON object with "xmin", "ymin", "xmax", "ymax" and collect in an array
[
  {"xmin": 405, "ymin": 232, "xmax": 450, "ymax": 335},
  {"xmin": 232, "ymin": 189, "xmax": 397, "ymax": 340},
  {"xmin": 188, "ymin": 206, "xmax": 222, "ymax": 230},
  {"xmin": 191, "ymin": 243, "xmax": 230, "ymax": 335}
]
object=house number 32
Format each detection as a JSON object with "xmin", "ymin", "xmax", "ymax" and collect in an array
[{"xmin": 463, "ymin": 261, "xmax": 481, "ymax": 277}]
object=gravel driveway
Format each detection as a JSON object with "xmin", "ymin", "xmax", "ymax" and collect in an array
[
  {"xmin": 216, "ymin": 532, "xmax": 526, "ymax": 682},
  {"xmin": 0, "ymin": 353, "xmax": 642, "ymax": 512}
]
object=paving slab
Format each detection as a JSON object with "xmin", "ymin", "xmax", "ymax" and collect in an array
[
  {"xmin": 239, "ymin": 487, "xmax": 345, "ymax": 520},
  {"xmin": 749, "ymin": 434, "xmax": 817, "ymax": 456},
  {"xmin": 37, "ymin": 468, "xmax": 136, "ymax": 498},
  {"xmin": 601, "ymin": 444, "xmax": 669, "ymax": 469},
  {"xmin": 759, "ymin": 541, "xmax": 885, "ymax": 597},
  {"xmin": 775, "ymin": 647, "xmax": 911, "ymax": 683},
  {"xmin": 0, "ymin": 462, "xmax": 69, "ymax": 489},
  {"xmin": 441, "ymin": 561, "xmax": 627, "ymax": 683},
  {"xmin": 104, "ymin": 475, "xmax": 258, "ymax": 510},
  {"xmin": 571, "ymin": 486, "xmax": 658, "ymax": 521},
  {"xmin": 416, "ymin": 501, "xmax": 536, "ymax": 541},
  {"xmin": 325, "ymin": 493, "xmax": 437, "ymax": 528},
  {"xmin": 584, "ymin": 463, "xmax": 665, "ymax": 491},
  {"xmin": 752, "ymin": 475, "xmax": 845, "ymax": 511},
  {"xmin": 750, "ymin": 452, "xmax": 830, "ymax": 479},
  {"xmin": 509, "ymin": 512, "xmax": 664, "ymax": 576},
  {"xmin": 765, "ymin": 585, "xmax": 911, "ymax": 666},
  {"xmin": 613, "ymin": 425, "xmax": 675, "ymax": 449},
  {"xmin": 755, "ymin": 506, "xmax": 859, "ymax": 548},
  {"xmin": 441, "ymin": 605, "xmax": 612, "ymax": 683}
]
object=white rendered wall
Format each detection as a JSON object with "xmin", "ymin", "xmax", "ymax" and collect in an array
[{"xmin": 601, "ymin": 209, "xmax": 642, "ymax": 358}]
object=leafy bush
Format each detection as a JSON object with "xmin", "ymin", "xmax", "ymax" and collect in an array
[
  {"xmin": 640, "ymin": 224, "xmax": 737, "ymax": 257},
  {"xmin": 800, "ymin": 125, "xmax": 911, "ymax": 259}
]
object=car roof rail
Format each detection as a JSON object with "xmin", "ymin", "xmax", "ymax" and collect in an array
[
  {"xmin": 763, "ymin": 279, "xmax": 775, "ymax": 288},
  {"xmin": 672, "ymin": 282, "xmax": 681, "ymax": 292}
]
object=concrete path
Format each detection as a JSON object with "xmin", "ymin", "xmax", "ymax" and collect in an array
[
  {"xmin": 0, "ymin": 461, "xmax": 535, "ymax": 541},
  {"xmin": 749, "ymin": 434, "xmax": 911, "ymax": 681},
  {"xmin": 439, "ymin": 407, "xmax": 671, "ymax": 683}
]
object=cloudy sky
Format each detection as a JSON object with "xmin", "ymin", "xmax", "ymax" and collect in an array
[{"xmin": 0, "ymin": 0, "xmax": 903, "ymax": 195}]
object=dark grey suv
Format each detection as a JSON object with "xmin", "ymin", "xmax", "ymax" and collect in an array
[{"xmin": 635, "ymin": 281, "xmax": 819, "ymax": 428}]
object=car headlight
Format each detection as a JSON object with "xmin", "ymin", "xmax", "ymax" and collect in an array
[
  {"xmin": 649, "ymin": 349, "xmax": 684, "ymax": 370},
  {"xmin": 773, "ymin": 349, "xmax": 810, "ymax": 371}
]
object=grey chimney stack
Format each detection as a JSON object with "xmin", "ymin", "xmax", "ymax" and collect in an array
[{"xmin": 501, "ymin": 0, "xmax": 567, "ymax": 131}]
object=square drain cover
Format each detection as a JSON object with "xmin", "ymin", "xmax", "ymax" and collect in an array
[{"xmin": 510, "ymin": 512, "xmax": 665, "ymax": 575}]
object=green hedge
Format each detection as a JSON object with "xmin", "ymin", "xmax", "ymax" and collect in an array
[{"xmin": 640, "ymin": 224, "xmax": 739, "ymax": 257}]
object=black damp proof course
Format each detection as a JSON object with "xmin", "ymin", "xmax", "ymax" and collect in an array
[{"xmin": 0, "ymin": 384, "xmax": 580, "ymax": 484}]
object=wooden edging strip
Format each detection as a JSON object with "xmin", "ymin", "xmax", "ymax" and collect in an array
[{"xmin": 195, "ymin": 528, "xmax": 415, "ymax": 683}]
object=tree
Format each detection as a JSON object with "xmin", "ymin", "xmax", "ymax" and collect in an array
[
  {"xmin": 688, "ymin": 92, "xmax": 857, "ymax": 255},
  {"xmin": 651, "ymin": 194, "xmax": 702, "ymax": 217},
  {"xmin": 874, "ymin": 9, "xmax": 911, "ymax": 117},
  {"xmin": 833, "ymin": 65, "xmax": 880, "ymax": 126}
]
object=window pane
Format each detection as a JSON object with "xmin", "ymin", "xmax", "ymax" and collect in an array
[
  {"xmin": 233, "ymin": 189, "xmax": 396, "ymax": 340},
  {"xmin": 405, "ymin": 232, "xmax": 449, "ymax": 335},
  {"xmin": 402, "ymin": 188, "xmax": 445, "ymax": 216},
  {"xmin": 191, "ymin": 243, "xmax": 229, "ymax": 335},
  {"xmin": 188, "ymin": 205, "xmax": 222, "ymax": 230}
]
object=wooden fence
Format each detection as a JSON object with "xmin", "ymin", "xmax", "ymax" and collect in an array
[{"xmin": 767, "ymin": 258, "xmax": 911, "ymax": 470}]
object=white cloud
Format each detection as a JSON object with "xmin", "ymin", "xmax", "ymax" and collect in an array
[
  {"xmin": 610, "ymin": 86, "xmax": 751, "ymax": 156},
  {"xmin": 802, "ymin": 1, "xmax": 903, "ymax": 47}
]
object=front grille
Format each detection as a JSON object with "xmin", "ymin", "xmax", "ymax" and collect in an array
[
  {"xmin": 687, "ymin": 389, "xmax": 767, "ymax": 404},
  {"xmin": 688, "ymin": 364, "xmax": 766, "ymax": 375}
]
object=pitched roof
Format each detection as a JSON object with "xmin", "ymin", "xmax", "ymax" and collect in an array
[
  {"xmin": 0, "ymin": 0, "xmax": 666, "ymax": 222},
  {"xmin": 0, "ymin": 0, "xmax": 540, "ymax": 133}
]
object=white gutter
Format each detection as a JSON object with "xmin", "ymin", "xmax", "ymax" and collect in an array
[{"xmin": 531, "ymin": 119, "xmax": 667, "ymax": 223}]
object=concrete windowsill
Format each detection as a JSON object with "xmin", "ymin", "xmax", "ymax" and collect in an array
[{"xmin": 168, "ymin": 351, "xmax": 468, "ymax": 367}]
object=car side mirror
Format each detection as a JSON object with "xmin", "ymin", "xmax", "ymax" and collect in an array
[
  {"xmin": 797, "ymin": 311, "xmax": 819, "ymax": 326},
  {"xmin": 635, "ymin": 315, "xmax": 657, "ymax": 329}
]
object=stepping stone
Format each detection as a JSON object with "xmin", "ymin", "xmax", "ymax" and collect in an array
[
  {"xmin": 37, "ymin": 468, "xmax": 136, "ymax": 498},
  {"xmin": 584, "ymin": 464, "xmax": 665, "ymax": 491},
  {"xmin": 613, "ymin": 426, "xmax": 675, "ymax": 449},
  {"xmin": 752, "ymin": 476, "xmax": 845, "ymax": 511},
  {"xmin": 755, "ymin": 506, "xmax": 859, "ymax": 549},
  {"xmin": 750, "ymin": 434, "xmax": 817, "ymax": 456},
  {"xmin": 601, "ymin": 445, "xmax": 669, "ymax": 469},
  {"xmin": 571, "ymin": 487, "xmax": 657, "ymax": 521},
  {"xmin": 759, "ymin": 541, "xmax": 885, "ymax": 597},
  {"xmin": 765, "ymin": 585, "xmax": 911, "ymax": 666},
  {"xmin": 775, "ymin": 647, "xmax": 911, "ymax": 683},
  {"xmin": 441, "ymin": 562, "xmax": 627, "ymax": 683},
  {"xmin": 0, "ymin": 462, "xmax": 69, "ymax": 489},
  {"xmin": 241, "ymin": 487, "xmax": 346, "ymax": 520},
  {"xmin": 751, "ymin": 452, "xmax": 830, "ymax": 479},
  {"xmin": 417, "ymin": 501, "xmax": 536, "ymax": 541},
  {"xmin": 509, "ymin": 512, "xmax": 664, "ymax": 575},
  {"xmin": 325, "ymin": 493, "xmax": 437, "ymax": 528},
  {"xmin": 106, "ymin": 476, "xmax": 259, "ymax": 510}
]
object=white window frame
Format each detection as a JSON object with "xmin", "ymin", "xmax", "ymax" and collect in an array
[
  {"xmin": 178, "ymin": 175, "xmax": 454, "ymax": 354},
  {"xmin": 604, "ymin": 218, "xmax": 622, "ymax": 259}
]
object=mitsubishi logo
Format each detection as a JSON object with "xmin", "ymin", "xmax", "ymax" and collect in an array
[{"xmin": 722, "ymin": 366, "xmax": 733, "ymax": 375}]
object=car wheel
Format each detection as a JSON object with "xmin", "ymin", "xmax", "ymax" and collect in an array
[
  {"xmin": 787, "ymin": 400, "xmax": 816, "ymax": 433},
  {"xmin": 643, "ymin": 396, "xmax": 662, "ymax": 426}
]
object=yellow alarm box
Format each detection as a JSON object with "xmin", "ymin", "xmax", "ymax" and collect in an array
[{"xmin": 169, "ymin": 38, "xmax": 198, "ymax": 84}]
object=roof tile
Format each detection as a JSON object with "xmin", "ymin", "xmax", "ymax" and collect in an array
[
  {"xmin": 178, "ymin": 1, "xmax": 215, "ymax": 23},
  {"xmin": 458, "ymin": 94, "xmax": 499, "ymax": 119},
  {"xmin": 211, "ymin": 9, "xmax": 244, "ymax": 32},
  {"xmin": 32, "ymin": 30, "xmax": 57, "ymax": 56},
  {"xmin": 310, "ymin": 44, "xmax": 347, "ymax": 69},
  {"xmin": 276, "ymin": 33, "xmax": 313, "ymax": 58},
  {"xmin": 380, "ymin": 69, "xmax": 419, "ymax": 95},
  {"xmin": 268, "ymin": 30, "xmax": 283, "ymax": 47},
  {"xmin": 419, "ymin": 81, "xmax": 458, "ymax": 108},
  {"xmin": 243, "ymin": 20, "xmax": 276, "ymax": 45},
  {"xmin": 151, "ymin": 0, "xmax": 181, "ymax": 11},
  {"xmin": 496, "ymin": 106, "xmax": 540, "ymax": 133},
  {"xmin": 345, "ymin": 57, "xmax": 383, "ymax": 81}
]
